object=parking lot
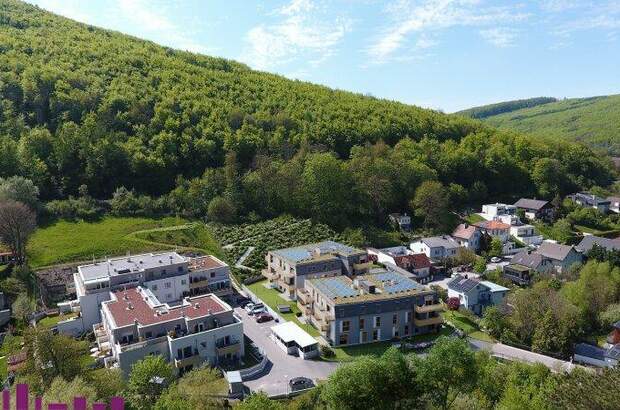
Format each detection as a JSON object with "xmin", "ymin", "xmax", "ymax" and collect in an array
[{"xmin": 235, "ymin": 306, "xmax": 339, "ymax": 396}]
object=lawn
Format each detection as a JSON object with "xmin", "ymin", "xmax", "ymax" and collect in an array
[
  {"xmin": 37, "ymin": 312, "xmax": 79, "ymax": 329},
  {"xmin": 27, "ymin": 216, "xmax": 188, "ymax": 268},
  {"xmin": 443, "ymin": 310, "xmax": 495, "ymax": 343},
  {"xmin": 464, "ymin": 213, "xmax": 485, "ymax": 224},
  {"xmin": 132, "ymin": 223, "xmax": 223, "ymax": 258},
  {"xmin": 0, "ymin": 356, "xmax": 6, "ymax": 381},
  {"xmin": 247, "ymin": 281, "xmax": 320, "ymax": 337}
]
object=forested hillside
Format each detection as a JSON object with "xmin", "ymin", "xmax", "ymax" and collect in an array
[
  {"xmin": 458, "ymin": 95, "xmax": 620, "ymax": 154},
  {"xmin": 0, "ymin": 0, "xmax": 614, "ymax": 230}
]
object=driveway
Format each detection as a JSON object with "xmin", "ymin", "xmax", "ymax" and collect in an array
[{"xmin": 235, "ymin": 307, "xmax": 340, "ymax": 396}]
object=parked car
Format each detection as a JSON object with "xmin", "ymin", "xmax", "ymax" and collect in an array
[
  {"xmin": 255, "ymin": 313, "xmax": 273, "ymax": 323},
  {"xmin": 247, "ymin": 304, "xmax": 266, "ymax": 316},
  {"xmin": 490, "ymin": 257, "xmax": 502, "ymax": 263},
  {"xmin": 237, "ymin": 297, "xmax": 252, "ymax": 308},
  {"xmin": 289, "ymin": 377, "xmax": 314, "ymax": 392}
]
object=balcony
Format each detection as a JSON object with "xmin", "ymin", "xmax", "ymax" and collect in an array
[
  {"xmin": 415, "ymin": 304, "xmax": 443, "ymax": 314},
  {"xmin": 262, "ymin": 268, "xmax": 278, "ymax": 281},
  {"xmin": 353, "ymin": 262, "xmax": 372, "ymax": 271},
  {"xmin": 414, "ymin": 315, "xmax": 443, "ymax": 327},
  {"xmin": 189, "ymin": 278, "xmax": 210, "ymax": 289},
  {"xmin": 174, "ymin": 354, "xmax": 203, "ymax": 368},
  {"xmin": 297, "ymin": 290, "xmax": 312, "ymax": 304},
  {"xmin": 216, "ymin": 339, "xmax": 241, "ymax": 356}
]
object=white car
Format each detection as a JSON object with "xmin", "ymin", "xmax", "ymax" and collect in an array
[
  {"xmin": 490, "ymin": 257, "xmax": 502, "ymax": 263},
  {"xmin": 247, "ymin": 304, "xmax": 266, "ymax": 316}
]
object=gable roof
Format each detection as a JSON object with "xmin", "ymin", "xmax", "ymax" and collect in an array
[
  {"xmin": 447, "ymin": 274, "xmax": 480, "ymax": 293},
  {"xmin": 478, "ymin": 220, "xmax": 510, "ymax": 230},
  {"xmin": 537, "ymin": 242, "xmax": 575, "ymax": 261},
  {"xmin": 420, "ymin": 236, "xmax": 460, "ymax": 249},
  {"xmin": 393, "ymin": 253, "xmax": 432, "ymax": 270},
  {"xmin": 576, "ymin": 235, "xmax": 620, "ymax": 253},
  {"xmin": 514, "ymin": 198, "xmax": 549, "ymax": 211},
  {"xmin": 452, "ymin": 223, "xmax": 479, "ymax": 240},
  {"xmin": 510, "ymin": 251, "xmax": 545, "ymax": 269}
]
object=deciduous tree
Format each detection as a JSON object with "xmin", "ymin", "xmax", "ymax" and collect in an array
[{"xmin": 0, "ymin": 200, "xmax": 37, "ymax": 264}]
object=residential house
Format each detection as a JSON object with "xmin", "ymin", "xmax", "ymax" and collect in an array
[
  {"xmin": 298, "ymin": 271, "xmax": 442, "ymax": 346},
  {"xmin": 513, "ymin": 198, "xmax": 554, "ymax": 221},
  {"xmin": 480, "ymin": 203, "xmax": 517, "ymax": 221},
  {"xmin": 388, "ymin": 213, "xmax": 411, "ymax": 231},
  {"xmin": 410, "ymin": 236, "xmax": 461, "ymax": 262},
  {"xmin": 608, "ymin": 197, "xmax": 620, "ymax": 214},
  {"xmin": 574, "ymin": 343, "xmax": 620, "ymax": 368},
  {"xmin": 503, "ymin": 251, "xmax": 553, "ymax": 285},
  {"xmin": 187, "ymin": 255, "xmax": 232, "ymax": 297},
  {"xmin": 452, "ymin": 223, "xmax": 482, "ymax": 251},
  {"xmin": 94, "ymin": 286, "xmax": 244, "ymax": 375},
  {"xmin": 447, "ymin": 275, "xmax": 509, "ymax": 315},
  {"xmin": 576, "ymin": 235, "xmax": 620, "ymax": 254},
  {"xmin": 509, "ymin": 222, "xmax": 544, "ymax": 246},
  {"xmin": 262, "ymin": 241, "xmax": 370, "ymax": 300},
  {"xmin": 536, "ymin": 242, "xmax": 582, "ymax": 273},
  {"xmin": 568, "ymin": 192, "xmax": 611, "ymax": 213},
  {"xmin": 477, "ymin": 220, "xmax": 511, "ymax": 243},
  {"xmin": 367, "ymin": 246, "xmax": 433, "ymax": 283}
]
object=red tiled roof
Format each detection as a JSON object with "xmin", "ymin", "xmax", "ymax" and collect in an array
[
  {"xmin": 394, "ymin": 253, "xmax": 431, "ymax": 270},
  {"xmin": 479, "ymin": 220, "xmax": 510, "ymax": 230},
  {"xmin": 452, "ymin": 224, "xmax": 478, "ymax": 240},
  {"xmin": 189, "ymin": 255, "xmax": 226, "ymax": 270},
  {"xmin": 106, "ymin": 288, "xmax": 226, "ymax": 328}
]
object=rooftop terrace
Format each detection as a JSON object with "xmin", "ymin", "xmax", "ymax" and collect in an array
[
  {"xmin": 78, "ymin": 252, "xmax": 187, "ymax": 282},
  {"xmin": 272, "ymin": 240, "xmax": 364, "ymax": 264}
]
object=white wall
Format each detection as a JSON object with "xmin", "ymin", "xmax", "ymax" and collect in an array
[{"xmin": 144, "ymin": 274, "xmax": 189, "ymax": 304}]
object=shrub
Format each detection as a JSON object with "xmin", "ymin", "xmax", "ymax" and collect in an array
[
  {"xmin": 447, "ymin": 297, "xmax": 461, "ymax": 311},
  {"xmin": 321, "ymin": 344, "xmax": 335, "ymax": 358}
]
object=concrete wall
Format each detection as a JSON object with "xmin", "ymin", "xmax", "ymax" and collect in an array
[
  {"xmin": 144, "ymin": 274, "xmax": 189, "ymax": 304},
  {"xmin": 57, "ymin": 316, "xmax": 85, "ymax": 337}
]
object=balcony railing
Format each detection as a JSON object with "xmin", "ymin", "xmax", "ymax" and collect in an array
[
  {"xmin": 413, "ymin": 316, "xmax": 443, "ymax": 327},
  {"xmin": 174, "ymin": 354, "xmax": 203, "ymax": 368},
  {"xmin": 353, "ymin": 262, "xmax": 372, "ymax": 271},
  {"xmin": 415, "ymin": 304, "xmax": 443, "ymax": 314}
]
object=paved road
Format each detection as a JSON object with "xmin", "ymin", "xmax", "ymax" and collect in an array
[
  {"xmin": 236, "ymin": 307, "xmax": 339, "ymax": 396},
  {"xmin": 469, "ymin": 339, "xmax": 579, "ymax": 372}
]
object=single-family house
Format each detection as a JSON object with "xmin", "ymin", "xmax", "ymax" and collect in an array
[
  {"xmin": 509, "ymin": 222, "xmax": 544, "ymax": 246},
  {"xmin": 447, "ymin": 275, "xmax": 509, "ymax": 315},
  {"xmin": 574, "ymin": 343, "xmax": 620, "ymax": 368},
  {"xmin": 452, "ymin": 224, "xmax": 482, "ymax": 251},
  {"xmin": 480, "ymin": 203, "xmax": 517, "ymax": 221},
  {"xmin": 536, "ymin": 242, "xmax": 582, "ymax": 273},
  {"xmin": 513, "ymin": 198, "xmax": 554, "ymax": 221},
  {"xmin": 388, "ymin": 213, "xmax": 411, "ymax": 231},
  {"xmin": 410, "ymin": 236, "xmax": 461, "ymax": 262},
  {"xmin": 503, "ymin": 251, "xmax": 553, "ymax": 285},
  {"xmin": 568, "ymin": 192, "xmax": 611, "ymax": 213},
  {"xmin": 477, "ymin": 220, "xmax": 511, "ymax": 243},
  {"xmin": 368, "ymin": 246, "xmax": 433, "ymax": 283},
  {"xmin": 576, "ymin": 235, "xmax": 620, "ymax": 254}
]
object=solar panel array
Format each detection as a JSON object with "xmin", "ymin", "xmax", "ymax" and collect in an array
[
  {"xmin": 312, "ymin": 276, "xmax": 359, "ymax": 299},
  {"xmin": 369, "ymin": 271, "xmax": 419, "ymax": 294},
  {"xmin": 273, "ymin": 240, "xmax": 361, "ymax": 263}
]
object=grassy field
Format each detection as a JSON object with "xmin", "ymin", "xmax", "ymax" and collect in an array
[
  {"xmin": 132, "ymin": 223, "xmax": 223, "ymax": 257},
  {"xmin": 247, "ymin": 281, "xmax": 320, "ymax": 337},
  {"xmin": 27, "ymin": 216, "xmax": 189, "ymax": 268},
  {"xmin": 464, "ymin": 213, "xmax": 485, "ymax": 224},
  {"xmin": 443, "ymin": 310, "xmax": 495, "ymax": 343},
  {"xmin": 37, "ymin": 312, "xmax": 79, "ymax": 329}
]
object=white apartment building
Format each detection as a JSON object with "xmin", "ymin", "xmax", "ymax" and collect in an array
[{"xmin": 95, "ymin": 286, "xmax": 244, "ymax": 375}]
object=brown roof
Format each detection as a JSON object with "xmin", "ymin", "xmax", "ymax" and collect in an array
[
  {"xmin": 106, "ymin": 288, "xmax": 226, "ymax": 328},
  {"xmin": 393, "ymin": 253, "xmax": 432, "ymax": 270},
  {"xmin": 189, "ymin": 255, "xmax": 227, "ymax": 271},
  {"xmin": 452, "ymin": 224, "xmax": 478, "ymax": 240},
  {"xmin": 478, "ymin": 220, "xmax": 510, "ymax": 230}
]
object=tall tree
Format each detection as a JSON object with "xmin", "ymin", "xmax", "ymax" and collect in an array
[
  {"xmin": 127, "ymin": 355, "xmax": 174, "ymax": 410},
  {"xmin": 410, "ymin": 180, "xmax": 449, "ymax": 232},
  {"xmin": 0, "ymin": 200, "xmax": 37, "ymax": 264}
]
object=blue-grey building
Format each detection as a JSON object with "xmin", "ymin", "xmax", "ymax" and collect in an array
[{"xmin": 298, "ymin": 271, "xmax": 442, "ymax": 346}]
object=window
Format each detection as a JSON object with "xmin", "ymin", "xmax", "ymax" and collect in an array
[
  {"xmin": 181, "ymin": 279, "xmax": 186, "ymax": 285},
  {"xmin": 152, "ymin": 284, "xmax": 158, "ymax": 291},
  {"xmin": 405, "ymin": 312, "xmax": 411, "ymax": 322},
  {"xmin": 339, "ymin": 334, "xmax": 348, "ymax": 345},
  {"xmin": 178, "ymin": 266, "xmax": 183, "ymax": 272},
  {"xmin": 374, "ymin": 316, "xmax": 381, "ymax": 327},
  {"xmin": 404, "ymin": 325, "xmax": 410, "ymax": 336},
  {"xmin": 167, "ymin": 293, "xmax": 172, "ymax": 299},
  {"xmin": 210, "ymin": 271, "xmax": 215, "ymax": 278},
  {"xmin": 342, "ymin": 320, "xmax": 350, "ymax": 332},
  {"xmin": 392, "ymin": 314, "xmax": 397, "ymax": 325},
  {"xmin": 359, "ymin": 318, "xmax": 365, "ymax": 329},
  {"xmin": 165, "ymin": 282, "xmax": 172, "ymax": 289},
  {"xmin": 361, "ymin": 331, "xmax": 368, "ymax": 342},
  {"xmin": 372, "ymin": 329, "xmax": 379, "ymax": 341},
  {"xmin": 145, "ymin": 331, "xmax": 152, "ymax": 339}
]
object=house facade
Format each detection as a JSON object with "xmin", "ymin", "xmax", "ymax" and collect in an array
[
  {"xmin": 298, "ymin": 271, "xmax": 442, "ymax": 346},
  {"xmin": 503, "ymin": 251, "xmax": 553, "ymax": 285},
  {"xmin": 187, "ymin": 255, "xmax": 232, "ymax": 297},
  {"xmin": 95, "ymin": 286, "xmax": 244, "ymax": 375},
  {"xmin": 536, "ymin": 242, "xmax": 582, "ymax": 273},
  {"xmin": 480, "ymin": 203, "xmax": 517, "ymax": 221},
  {"xmin": 388, "ymin": 213, "xmax": 411, "ymax": 231},
  {"xmin": 568, "ymin": 192, "xmax": 611, "ymax": 213},
  {"xmin": 477, "ymin": 220, "xmax": 511, "ymax": 243},
  {"xmin": 513, "ymin": 198, "xmax": 554, "ymax": 221},
  {"xmin": 447, "ymin": 275, "xmax": 508, "ymax": 315},
  {"xmin": 452, "ymin": 224, "xmax": 482, "ymax": 251},
  {"xmin": 410, "ymin": 236, "xmax": 461, "ymax": 261},
  {"xmin": 509, "ymin": 223, "xmax": 544, "ymax": 246},
  {"xmin": 367, "ymin": 246, "xmax": 433, "ymax": 283},
  {"xmin": 262, "ymin": 241, "xmax": 370, "ymax": 300}
]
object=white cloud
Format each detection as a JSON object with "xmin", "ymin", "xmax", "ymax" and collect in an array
[
  {"xmin": 31, "ymin": 0, "xmax": 96, "ymax": 25},
  {"xmin": 243, "ymin": 0, "xmax": 352, "ymax": 70},
  {"xmin": 367, "ymin": 0, "xmax": 529, "ymax": 63},
  {"xmin": 116, "ymin": 0, "xmax": 174, "ymax": 32},
  {"xmin": 480, "ymin": 27, "xmax": 518, "ymax": 47}
]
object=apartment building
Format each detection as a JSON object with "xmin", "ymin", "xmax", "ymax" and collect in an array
[
  {"xmin": 262, "ymin": 241, "xmax": 370, "ymax": 299},
  {"xmin": 188, "ymin": 255, "xmax": 232, "ymax": 297},
  {"xmin": 95, "ymin": 286, "xmax": 244, "ymax": 375},
  {"xmin": 298, "ymin": 271, "xmax": 442, "ymax": 346}
]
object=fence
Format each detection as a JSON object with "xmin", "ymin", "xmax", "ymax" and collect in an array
[{"xmin": 2, "ymin": 384, "xmax": 124, "ymax": 410}]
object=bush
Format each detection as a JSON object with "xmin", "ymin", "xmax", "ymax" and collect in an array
[
  {"xmin": 447, "ymin": 297, "xmax": 461, "ymax": 311},
  {"xmin": 321, "ymin": 344, "xmax": 335, "ymax": 358},
  {"xmin": 45, "ymin": 197, "xmax": 104, "ymax": 220}
]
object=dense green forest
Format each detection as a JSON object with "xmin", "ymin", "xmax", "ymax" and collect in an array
[
  {"xmin": 458, "ymin": 95, "xmax": 620, "ymax": 155},
  {"xmin": 0, "ymin": 0, "xmax": 614, "ymax": 230},
  {"xmin": 457, "ymin": 97, "xmax": 558, "ymax": 119}
]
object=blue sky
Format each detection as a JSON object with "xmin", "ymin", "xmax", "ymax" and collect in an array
[{"xmin": 28, "ymin": 0, "xmax": 620, "ymax": 112}]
